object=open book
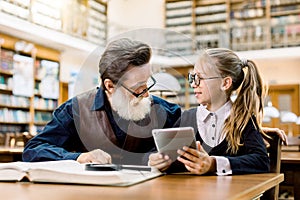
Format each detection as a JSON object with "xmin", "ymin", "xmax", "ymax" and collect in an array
[{"xmin": 0, "ymin": 160, "xmax": 163, "ymax": 186}]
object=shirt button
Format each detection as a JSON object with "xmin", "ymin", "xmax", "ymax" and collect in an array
[
  {"xmin": 222, "ymin": 169, "xmax": 226, "ymax": 173},
  {"xmin": 212, "ymin": 124, "xmax": 215, "ymax": 127},
  {"xmin": 210, "ymin": 113, "xmax": 214, "ymax": 116},
  {"xmin": 212, "ymin": 137, "xmax": 215, "ymax": 140}
]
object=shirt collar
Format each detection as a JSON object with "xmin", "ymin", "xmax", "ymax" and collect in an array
[
  {"xmin": 197, "ymin": 101, "xmax": 232, "ymax": 122},
  {"xmin": 91, "ymin": 87, "xmax": 106, "ymax": 111},
  {"xmin": 215, "ymin": 101, "xmax": 232, "ymax": 119},
  {"xmin": 197, "ymin": 104, "xmax": 211, "ymax": 122}
]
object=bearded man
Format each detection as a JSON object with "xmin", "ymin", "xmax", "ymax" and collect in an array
[{"xmin": 22, "ymin": 38, "xmax": 181, "ymax": 165}]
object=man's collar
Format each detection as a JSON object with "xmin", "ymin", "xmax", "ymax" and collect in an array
[{"xmin": 91, "ymin": 87, "xmax": 106, "ymax": 111}]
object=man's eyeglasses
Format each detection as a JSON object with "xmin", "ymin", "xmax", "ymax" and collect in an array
[
  {"xmin": 188, "ymin": 73, "xmax": 223, "ymax": 86},
  {"xmin": 121, "ymin": 76, "xmax": 156, "ymax": 98}
]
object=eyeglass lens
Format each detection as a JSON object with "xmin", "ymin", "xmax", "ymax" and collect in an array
[{"xmin": 188, "ymin": 73, "xmax": 200, "ymax": 86}]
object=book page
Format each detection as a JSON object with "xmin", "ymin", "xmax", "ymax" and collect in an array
[
  {"xmin": 0, "ymin": 160, "xmax": 82, "ymax": 181},
  {"xmin": 0, "ymin": 162, "xmax": 28, "ymax": 181},
  {"xmin": 0, "ymin": 160, "xmax": 163, "ymax": 186},
  {"xmin": 28, "ymin": 163, "xmax": 162, "ymax": 186},
  {"xmin": 0, "ymin": 169, "xmax": 27, "ymax": 181}
]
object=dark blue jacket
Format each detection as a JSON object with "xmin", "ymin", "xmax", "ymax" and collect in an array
[{"xmin": 22, "ymin": 87, "xmax": 181, "ymax": 165}]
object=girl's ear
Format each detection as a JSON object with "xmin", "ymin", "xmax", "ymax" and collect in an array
[
  {"xmin": 222, "ymin": 77, "xmax": 232, "ymax": 90},
  {"xmin": 104, "ymin": 79, "xmax": 115, "ymax": 94}
]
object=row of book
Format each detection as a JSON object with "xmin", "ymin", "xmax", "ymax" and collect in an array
[
  {"xmin": 166, "ymin": 0, "xmax": 300, "ymax": 16},
  {"xmin": 166, "ymin": 16, "xmax": 192, "ymax": 27},
  {"xmin": 271, "ymin": 15, "xmax": 300, "ymax": 25},
  {"xmin": 271, "ymin": 4, "xmax": 300, "ymax": 13},
  {"xmin": 231, "ymin": 42, "xmax": 269, "ymax": 51},
  {"xmin": 271, "ymin": 0, "xmax": 300, "ymax": 6},
  {"xmin": 86, "ymin": 0, "xmax": 107, "ymax": 45},
  {"xmin": 166, "ymin": 9, "xmax": 192, "ymax": 19},
  {"xmin": 34, "ymin": 111, "xmax": 52, "ymax": 124},
  {"xmin": 0, "ymin": 0, "xmax": 30, "ymax": 19},
  {"xmin": 0, "ymin": 124, "xmax": 26, "ymax": 133},
  {"xmin": 0, "ymin": 132, "xmax": 25, "ymax": 147},
  {"xmin": 196, "ymin": 23, "xmax": 227, "ymax": 34},
  {"xmin": 0, "ymin": 109, "xmax": 52, "ymax": 124},
  {"xmin": 0, "ymin": 108, "xmax": 30, "ymax": 123},
  {"xmin": 0, "ymin": 75, "xmax": 12, "ymax": 90},
  {"xmin": 196, "ymin": 13, "xmax": 227, "ymax": 24},
  {"xmin": 34, "ymin": 97, "xmax": 58, "ymax": 110},
  {"xmin": 166, "ymin": 0, "xmax": 191, "ymax": 10},
  {"xmin": 272, "ymin": 24, "xmax": 300, "ymax": 36},
  {"xmin": 231, "ymin": 8, "xmax": 264, "ymax": 19},
  {"xmin": 35, "ymin": 59, "xmax": 59, "ymax": 81},
  {"xmin": 231, "ymin": 25, "xmax": 268, "ymax": 39},
  {"xmin": 0, "ymin": 94, "xmax": 30, "ymax": 108},
  {"xmin": 195, "ymin": 4, "xmax": 226, "ymax": 15},
  {"xmin": 0, "ymin": 49, "xmax": 14, "ymax": 72}
]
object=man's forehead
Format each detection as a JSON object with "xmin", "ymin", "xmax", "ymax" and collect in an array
[{"xmin": 122, "ymin": 64, "xmax": 152, "ymax": 82}]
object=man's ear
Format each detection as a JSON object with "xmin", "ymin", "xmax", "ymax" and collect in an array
[
  {"xmin": 222, "ymin": 77, "xmax": 232, "ymax": 90},
  {"xmin": 104, "ymin": 79, "xmax": 115, "ymax": 94}
]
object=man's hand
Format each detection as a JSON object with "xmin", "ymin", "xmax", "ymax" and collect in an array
[
  {"xmin": 76, "ymin": 149, "xmax": 112, "ymax": 164},
  {"xmin": 148, "ymin": 152, "xmax": 172, "ymax": 172}
]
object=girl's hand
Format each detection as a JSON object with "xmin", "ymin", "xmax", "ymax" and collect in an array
[
  {"xmin": 262, "ymin": 127, "xmax": 288, "ymax": 145},
  {"xmin": 177, "ymin": 141, "xmax": 216, "ymax": 175}
]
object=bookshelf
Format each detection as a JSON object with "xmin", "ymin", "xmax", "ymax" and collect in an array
[
  {"xmin": 164, "ymin": 0, "xmax": 300, "ymax": 109},
  {"xmin": 164, "ymin": 0, "xmax": 300, "ymax": 52},
  {"xmin": 0, "ymin": 0, "xmax": 107, "ymax": 46},
  {"xmin": 164, "ymin": 66, "xmax": 198, "ymax": 110},
  {"xmin": 195, "ymin": 0, "xmax": 230, "ymax": 49},
  {"xmin": 164, "ymin": 0, "xmax": 194, "ymax": 56},
  {"xmin": 230, "ymin": 0, "xmax": 271, "ymax": 51},
  {"xmin": 270, "ymin": 0, "xmax": 300, "ymax": 48},
  {"xmin": 0, "ymin": 33, "xmax": 60, "ymax": 149}
]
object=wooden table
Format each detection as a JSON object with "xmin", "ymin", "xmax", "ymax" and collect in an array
[
  {"xmin": 281, "ymin": 151, "xmax": 300, "ymax": 200},
  {"xmin": 0, "ymin": 173, "xmax": 283, "ymax": 200},
  {"xmin": 282, "ymin": 136, "xmax": 300, "ymax": 151}
]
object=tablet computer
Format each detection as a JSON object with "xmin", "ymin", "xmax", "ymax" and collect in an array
[{"xmin": 152, "ymin": 127, "xmax": 196, "ymax": 161}]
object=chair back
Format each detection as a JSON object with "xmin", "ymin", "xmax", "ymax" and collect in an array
[{"xmin": 261, "ymin": 132, "xmax": 282, "ymax": 200}]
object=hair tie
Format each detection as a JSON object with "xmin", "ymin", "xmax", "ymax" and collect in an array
[{"xmin": 241, "ymin": 59, "xmax": 248, "ymax": 68}]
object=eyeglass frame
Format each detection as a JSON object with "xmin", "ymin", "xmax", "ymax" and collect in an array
[
  {"xmin": 120, "ymin": 76, "xmax": 156, "ymax": 98},
  {"xmin": 188, "ymin": 73, "xmax": 223, "ymax": 86}
]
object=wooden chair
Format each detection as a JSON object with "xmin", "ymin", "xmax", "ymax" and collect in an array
[{"xmin": 261, "ymin": 132, "xmax": 282, "ymax": 200}]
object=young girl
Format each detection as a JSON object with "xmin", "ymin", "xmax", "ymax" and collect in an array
[{"xmin": 149, "ymin": 48, "xmax": 279, "ymax": 175}]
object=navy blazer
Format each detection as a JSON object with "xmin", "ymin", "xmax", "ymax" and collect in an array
[{"xmin": 169, "ymin": 108, "xmax": 270, "ymax": 174}]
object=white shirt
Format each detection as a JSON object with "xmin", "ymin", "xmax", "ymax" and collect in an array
[{"xmin": 196, "ymin": 101, "xmax": 232, "ymax": 175}]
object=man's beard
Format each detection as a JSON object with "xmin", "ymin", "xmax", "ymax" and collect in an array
[{"xmin": 111, "ymin": 87, "xmax": 151, "ymax": 121}]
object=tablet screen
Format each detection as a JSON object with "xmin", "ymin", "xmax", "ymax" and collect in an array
[{"xmin": 152, "ymin": 127, "xmax": 196, "ymax": 161}]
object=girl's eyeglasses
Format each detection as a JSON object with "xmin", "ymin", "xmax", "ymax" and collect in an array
[{"xmin": 188, "ymin": 73, "xmax": 223, "ymax": 86}]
